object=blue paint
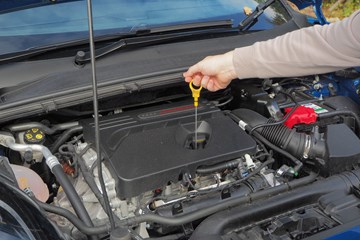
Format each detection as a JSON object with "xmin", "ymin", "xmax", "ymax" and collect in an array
[
  {"xmin": 338, "ymin": 78, "xmax": 360, "ymax": 104},
  {"xmin": 326, "ymin": 226, "xmax": 360, "ymax": 240},
  {"xmin": 312, "ymin": 0, "xmax": 328, "ymax": 24},
  {"xmin": 288, "ymin": 0, "xmax": 314, "ymax": 9},
  {"xmin": 306, "ymin": 16, "xmax": 319, "ymax": 24},
  {"xmin": 289, "ymin": 0, "xmax": 327, "ymax": 25},
  {"xmin": 306, "ymin": 74, "xmax": 360, "ymax": 104}
]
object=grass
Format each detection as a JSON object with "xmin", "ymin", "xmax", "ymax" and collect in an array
[
  {"xmin": 288, "ymin": 0, "xmax": 360, "ymax": 20},
  {"xmin": 323, "ymin": 0, "xmax": 360, "ymax": 19}
]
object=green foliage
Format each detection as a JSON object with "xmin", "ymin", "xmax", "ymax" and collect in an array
[{"xmin": 323, "ymin": 0, "xmax": 360, "ymax": 18}]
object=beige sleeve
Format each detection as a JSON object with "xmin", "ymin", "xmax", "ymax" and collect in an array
[{"xmin": 233, "ymin": 10, "xmax": 360, "ymax": 79}]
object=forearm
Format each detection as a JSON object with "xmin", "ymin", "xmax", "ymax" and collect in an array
[{"xmin": 233, "ymin": 10, "xmax": 360, "ymax": 79}]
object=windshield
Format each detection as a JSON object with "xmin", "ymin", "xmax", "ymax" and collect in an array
[{"xmin": 0, "ymin": 0, "xmax": 291, "ymax": 56}]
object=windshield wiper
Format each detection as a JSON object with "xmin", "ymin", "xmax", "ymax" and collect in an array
[
  {"xmin": 74, "ymin": 20, "xmax": 233, "ymax": 65},
  {"xmin": 238, "ymin": 0, "xmax": 275, "ymax": 31},
  {"xmin": 0, "ymin": 20, "xmax": 233, "ymax": 64}
]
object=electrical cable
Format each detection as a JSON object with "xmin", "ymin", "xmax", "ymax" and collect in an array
[
  {"xmin": 196, "ymin": 159, "xmax": 241, "ymax": 175},
  {"xmin": 183, "ymin": 172, "xmax": 198, "ymax": 190},
  {"xmin": 214, "ymin": 95, "xmax": 234, "ymax": 107},
  {"xmin": 280, "ymin": 82, "xmax": 312, "ymax": 90},
  {"xmin": 249, "ymin": 90, "xmax": 299, "ymax": 135},
  {"xmin": 226, "ymin": 156, "xmax": 275, "ymax": 189},
  {"xmin": 278, "ymin": 77, "xmax": 313, "ymax": 85},
  {"xmin": 61, "ymin": 144, "xmax": 107, "ymax": 207},
  {"xmin": 50, "ymin": 125, "xmax": 83, "ymax": 153},
  {"xmin": 226, "ymin": 111, "xmax": 303, "ymax": 173}
]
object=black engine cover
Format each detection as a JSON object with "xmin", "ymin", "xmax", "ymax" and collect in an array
[{"xmin": 81, "ymin": 102, "xmax": 256, "ymax": 198}]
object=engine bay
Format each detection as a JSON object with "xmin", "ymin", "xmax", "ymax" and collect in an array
[{"xmin": 1, "ymin": 72, "xmax": 360, "ymax": 240}]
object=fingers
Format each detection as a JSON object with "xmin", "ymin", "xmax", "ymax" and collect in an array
[
  {"xmin": 184, "ymin": 76, "xmax": 192, "ymax": 82},
  {"xmin": 201, "ymin": 75, "xmax": 210, "ymax": 88},
  {"xmin": 183, "ymin": 67, "xmax": 198, "ymax": 83},
  {"xmin": 201, "ymin": 78, "xmax": 218, "ymax": 92},
  {"xmin": 192, "ymin": 74, "xmax": 202, "ymax": 86},
  {"xmin": 183, "ymin": 59, "xmax": 216, "ymax": 90},
  {"xmin": 184, "ymin": 73, "xmax": 218, "ymax": 92},
  {"xmin": 184, "ymin": 74, "xmax": 204, "ymax": 86},
  {"xmin": 207, "ymin": 79, "xmax": 216, "ymax": 92},
  {"xmin": 183, "ymin": 59, "xmax": 208, "ymax": 84},
  {"xmin": 183, "ymin": 63, "xmax": 200, "ymax": 78}
]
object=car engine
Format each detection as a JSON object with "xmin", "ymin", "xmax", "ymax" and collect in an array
[{"xmin": 2, "ymin": 73, "xmax": 360, "ymax": 240}]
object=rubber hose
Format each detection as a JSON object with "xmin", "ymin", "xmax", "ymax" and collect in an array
[
  {"xmin": 37, "ymin": 201, "xmax": 109, "ymax": 235},
  {"xmin": 250, "ymin": 130, "xmax": 303, "ymax": 172},
  {"xmin": 50, "ymin": 125, "xmax": 83, "ymax": 153},
  {"xmin": 237, "ymin": 109, "xmax": 307, "ymax": 159},
  {"xmin": 196, "ymin": 159, "xmax": 241, "ymax": 175},
  {"xmin": 74, "ymin": 150, "xmax": 107, "ymax": 212},
  {"xmin": 121, "ymin": 172, "xmax": 317, "ymax": 226},
  {"xmin": 229, "ymin": 110, "xmax": 303, "ymax": 171},
  {"xmin": 261, "ymin": 119, "xmax": 306, "ymax": 158},
  {"xmin": 71, "ymin": 146, "xmax": 123, "ymax": 227},
  {"xmin": 190, "ymin": 170, "xmax": 360, "ymax": 240},
  {"xmin": 52, "ymin": 165, "xmax": 95, "ymax": 233}
]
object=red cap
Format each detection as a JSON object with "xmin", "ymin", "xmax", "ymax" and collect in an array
[{"xmin": 284, "ymin": 106, "xmax": 317, "ymax": 128}]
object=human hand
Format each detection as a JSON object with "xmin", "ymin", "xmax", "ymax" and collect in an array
[{"xmin": 183, "ymin": 51, "xmax": 237, "ymax": 92}]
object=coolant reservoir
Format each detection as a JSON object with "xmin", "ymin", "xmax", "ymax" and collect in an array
[{"xmin": 10, "ymin": 164, "xmax": 49, "ymax": 202}]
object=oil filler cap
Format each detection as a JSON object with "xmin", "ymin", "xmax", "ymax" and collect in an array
[{"xmin": 24, "ymin": 128, "xmax": 45, "ymax": 144}]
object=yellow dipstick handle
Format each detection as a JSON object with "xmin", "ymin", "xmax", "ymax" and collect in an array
[{"xmin": 189, "ymin": 80, "xmax": 203, "ymax": 107}]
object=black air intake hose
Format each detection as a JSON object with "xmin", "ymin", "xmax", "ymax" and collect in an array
[
  {"xmin": 260, "ymin": 119, "xmax": 307, "ymax": 158},
  {"xmin": 231, "ymin": 109, "xmax": 324, "ymax": 160}
]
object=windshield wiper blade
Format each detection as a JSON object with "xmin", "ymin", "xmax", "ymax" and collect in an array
[
  {"xmin": 74, "ymin": 32, "xmax": 192, "ymax": 65},
  {"xmin": 0, "ymin": 38, "xmax": 90, "ymax": 63},
  {"xmin": 142, "ymin": 19, "xmax": 233, "ymax": 34},
  {"xmin": 238, "ymin": 0, "xmax": 275, "ymax": 31},
  {"xmin": 0, "ymin": 20, "xmax": 233, "ymax": 64},
  {"xmin": 74, "ymin": 20, "xmax": 233, "ymax": 65}
]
